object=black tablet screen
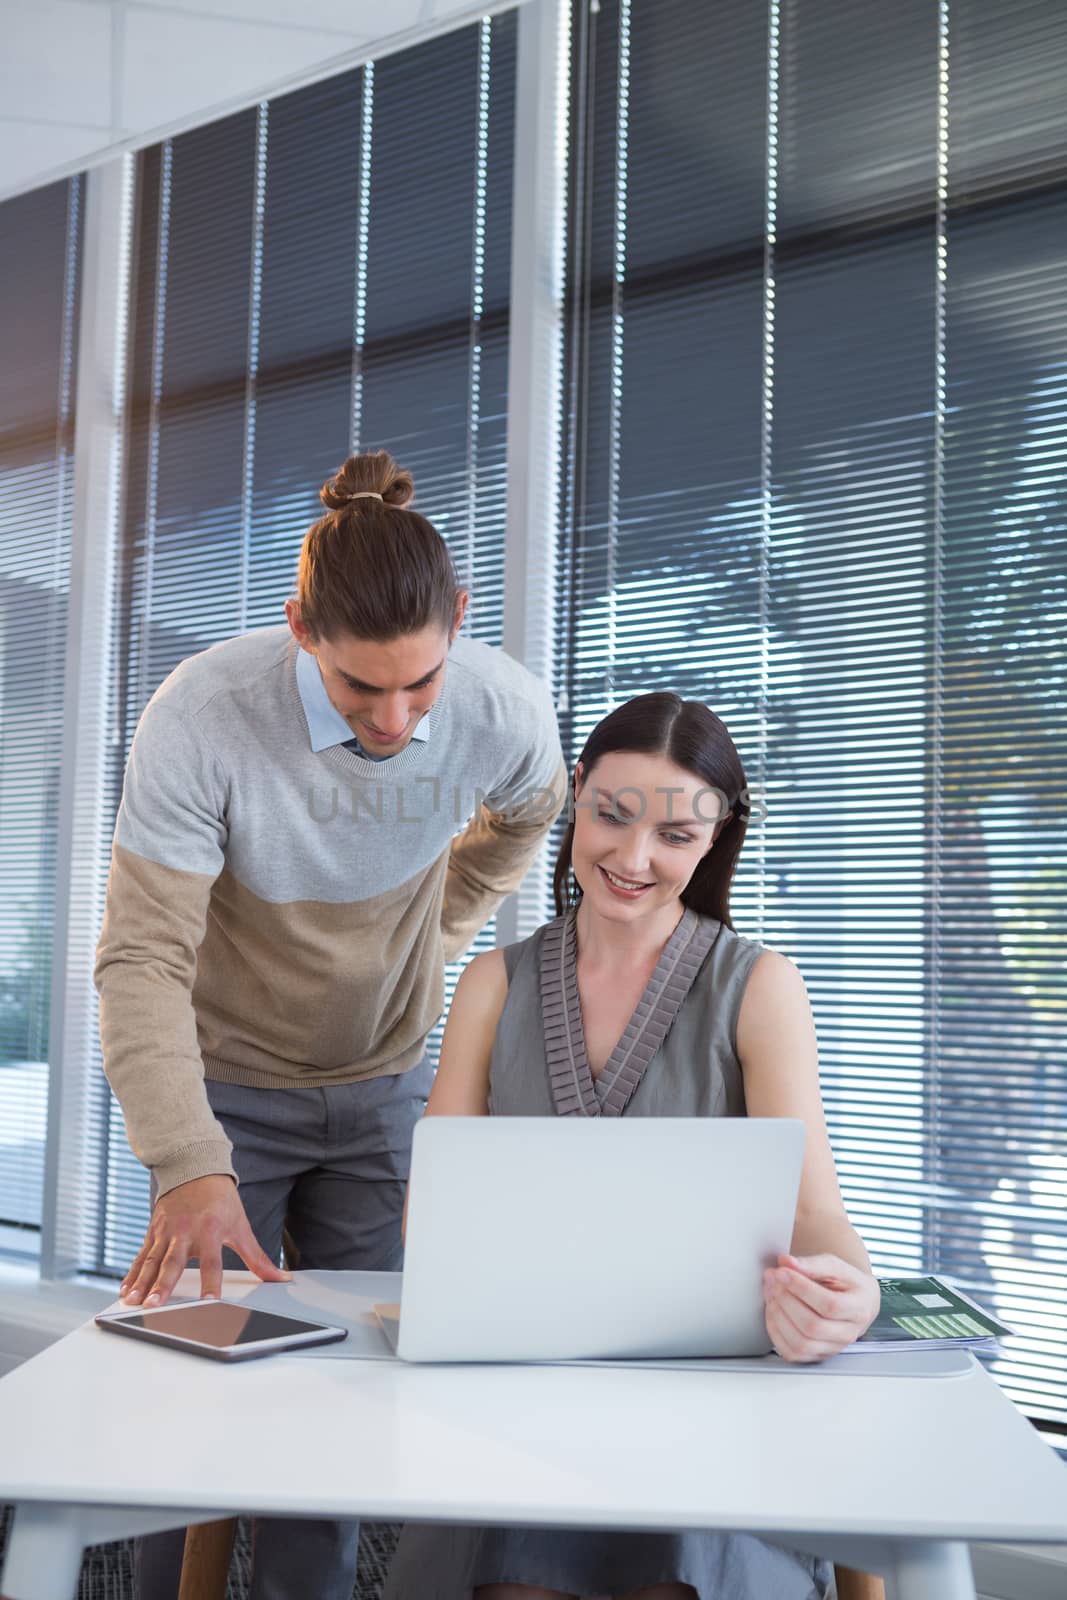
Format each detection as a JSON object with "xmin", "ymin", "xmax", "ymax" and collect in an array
[{"xmin": 114, "ymin": 1303, "xmax": 330, "ymax": 1347}]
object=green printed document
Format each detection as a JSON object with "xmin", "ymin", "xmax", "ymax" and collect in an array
[{"xmin": 848, "ymin": 1276, "xmax": 1013, "ymax": 1353}]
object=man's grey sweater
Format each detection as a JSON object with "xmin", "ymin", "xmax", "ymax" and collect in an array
[{"xmin": 95, "ymin": 626, "xmax": 564, "ymax": 1195}]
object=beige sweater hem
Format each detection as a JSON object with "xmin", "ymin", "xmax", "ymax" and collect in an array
[{"xmin": 201, "ymin": 1039, "xmax": 428, "ymax": 1090}]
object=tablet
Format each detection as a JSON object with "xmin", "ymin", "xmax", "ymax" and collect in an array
[{"xmin": 95, "ymin": 1298, "xmax": 348, "ymax": 1362}]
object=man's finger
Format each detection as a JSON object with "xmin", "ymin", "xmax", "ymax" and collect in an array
[
  {"xmin": 199, "ymin": 1247, "xmax": 224, "ymax": 1302},
  {"xmin": 142, "ymin": 1238, "xmax": 193, "ymax": 1307},
  {"xmin": 120, "ymin": 1259, "xmax": 145, "ymax": 1299},
  {"xmin": 120, "ymin": 1253, "xmax": 144, "ymax": 1296},
  {"xmin": 121, "ymin": 1232, "xmax": 159, "ymax": 1297},
  {"xmin": 122, "ymin": 1249, "xmax": 167, "ymax": 1304},
  {"xmin": 233, "ymin": 1228, "xmax": 291, "ymax": 1284}
]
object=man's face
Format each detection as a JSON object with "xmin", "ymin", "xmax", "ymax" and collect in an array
[{"xmin": 287, "ymin": 599, "xmax": 466, "ymax": 756}]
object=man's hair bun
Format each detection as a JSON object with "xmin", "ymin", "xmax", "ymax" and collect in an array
[
  {"xmin": 320, "ymin": 449, "xmax": 415, "ymax": 511},
  {"xmin": 299, "ymin": 447, "xmax": 458, "ymax": 643}
]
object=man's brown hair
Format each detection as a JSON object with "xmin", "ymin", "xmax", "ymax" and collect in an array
[{"xmin": 296, "ymin": 449, "xmax": 460, "ymax": 641}]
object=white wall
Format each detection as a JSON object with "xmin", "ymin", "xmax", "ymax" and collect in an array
[{"xmin": 0, "ymin": 0, "xmax": 517, "ymax": 199}]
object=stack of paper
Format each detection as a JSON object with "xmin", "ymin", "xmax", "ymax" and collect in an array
[{"xmin": 848, "ymin": 1275, "xmax": 1012, "ymax": 1353}]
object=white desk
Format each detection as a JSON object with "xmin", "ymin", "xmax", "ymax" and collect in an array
[{"xmin": 1, "ymin": 1271, "xmax": 1064, "ymax": 1600}]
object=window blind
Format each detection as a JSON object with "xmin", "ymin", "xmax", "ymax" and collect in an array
[
  {"xmin": 560, "ymin": 0, "xmax": 1067, "ymax": 1428},
  {"xmin": 85, "ymin": 11, "xmax": 517, "ymax": 1276},
  {"xmin": 0, "ymin": 179, "xmax": 82, "ymax": 1254}
]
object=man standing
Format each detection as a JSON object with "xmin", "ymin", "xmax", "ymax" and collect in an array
[{"xmin": 95, "ymin": 450, "xmax": 564, "ymax": 1600}]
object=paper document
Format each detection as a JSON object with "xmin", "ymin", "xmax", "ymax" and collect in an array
[{"xmin": 848, "ymin": 1275, "xmax": 1012, "ymax": 1353}]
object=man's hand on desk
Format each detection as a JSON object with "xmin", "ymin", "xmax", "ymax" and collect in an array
[
  {"xmin": 763, "ymin": 1252, "xmax": 880, "ymax": 1363},
  {"xmin": 120, "ymin": 1174, "xmax": 292, "ymax": 1308}
]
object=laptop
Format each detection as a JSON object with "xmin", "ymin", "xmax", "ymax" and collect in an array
[{"xmin": 376, "ymin": 1116, "xmax": 804, "ymax": 1362}]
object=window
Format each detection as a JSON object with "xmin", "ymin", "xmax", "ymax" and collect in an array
[
  {"xmin": 0, "ymin": 179, "xmax": 82, "ymax": 1256},
  {"xmin": 83, "ymin": 12, "xmax": 518, "ymax": 1276},
  {"xmin": 0, "ymin": 0, "xmax": 1063, "ymax": 1445},
  {"xmin": 559, "ymin": 0, "xmax": 1067, "ymax": 1429}
]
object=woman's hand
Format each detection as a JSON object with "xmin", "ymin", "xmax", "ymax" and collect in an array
[{"xmin": 763, "ymin": 1251, "xmax": 880, "ymax": 1362}]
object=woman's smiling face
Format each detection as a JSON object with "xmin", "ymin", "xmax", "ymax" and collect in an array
[{"xmin": 570, "ymin": 749, "xmax": 725, "ymax": 922}]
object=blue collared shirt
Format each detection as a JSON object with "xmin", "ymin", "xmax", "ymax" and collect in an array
[{"xmin": 295, "ymin": 645, "xmax": 431, "ymax": 760}]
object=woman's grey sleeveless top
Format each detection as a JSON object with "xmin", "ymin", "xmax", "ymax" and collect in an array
[{"xmin": 488, "ymin": 907, "xmax": 763, "ymax": 1119}]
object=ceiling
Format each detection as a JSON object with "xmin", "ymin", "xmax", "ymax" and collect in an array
[{"xmin": 0, "ymin": 0, "xmax": 507, "ymax": 200}]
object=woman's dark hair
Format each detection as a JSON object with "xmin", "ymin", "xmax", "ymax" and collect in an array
[
  {"xmin": 552, "ymin": 692, "xmax": 750, "ymax": 928},
  {"xmin": 296, "ymin": 450, "xmax": 461, "ymax": 642}
]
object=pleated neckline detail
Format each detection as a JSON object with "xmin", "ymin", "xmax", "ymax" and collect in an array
[{"xmin": 539, "ymin": 907, "xmax": 719, "ymax": 1117}]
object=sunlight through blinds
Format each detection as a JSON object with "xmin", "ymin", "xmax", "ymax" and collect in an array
[{"xmin": 559, "ymin": 0, "xmax": 1067, "ymax": 1428}]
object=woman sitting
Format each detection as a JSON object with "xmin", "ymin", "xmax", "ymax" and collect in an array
[{"xmin": 385, "ymin": 691, "xmax": 880, "ymax": 1600}]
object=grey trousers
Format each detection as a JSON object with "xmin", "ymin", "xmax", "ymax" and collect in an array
[{"xmin": 134, "ymin": 1059, "xmax": 433, "ymax": 1600}]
